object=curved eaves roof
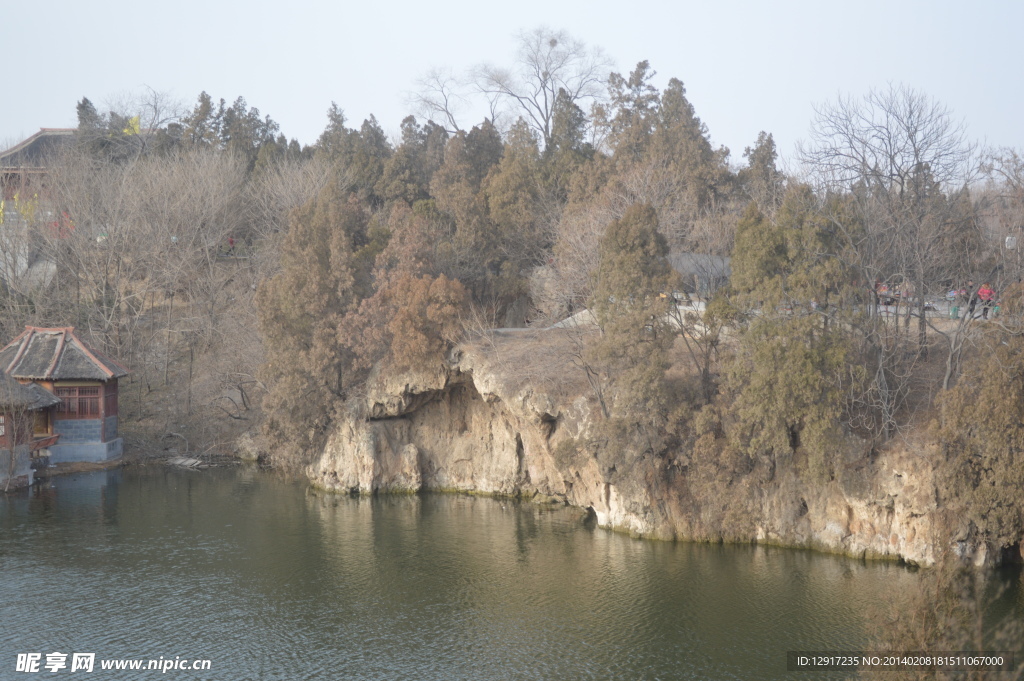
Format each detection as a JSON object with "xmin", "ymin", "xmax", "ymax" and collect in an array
[{"xmin": 0, "ymin": 327, "xmax": 128, "ymax": 381}]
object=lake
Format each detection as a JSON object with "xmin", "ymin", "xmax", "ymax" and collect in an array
[{"xmin": 1, "ymin": 466, "xmax": 1019, "ymax": 680}]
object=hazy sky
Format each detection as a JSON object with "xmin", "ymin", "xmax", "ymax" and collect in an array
[{"xmin": 4, "ymin": 0, "xmax": 1022, "ymax": 166}]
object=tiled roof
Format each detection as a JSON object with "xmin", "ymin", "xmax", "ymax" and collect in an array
[
  {"xmin": 0, "ymin": 327, "xmax": 128, "ymax": 381},
  {"xmin": 0, "ymin": 372, "xmax": 60, "ymax": 409},
  {"xmin": 0, "ymin": 129, "xmax": 76, "ymax": 171}
]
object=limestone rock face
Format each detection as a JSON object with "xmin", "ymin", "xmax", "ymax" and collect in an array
[{"xmin": 307, "ymin": 342, "xmax": 983, "ymax": 566}]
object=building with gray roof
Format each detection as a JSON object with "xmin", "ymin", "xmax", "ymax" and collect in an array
[{"xmin": 0, "ymin": 327, "xmax": 128, "ymax": 468}]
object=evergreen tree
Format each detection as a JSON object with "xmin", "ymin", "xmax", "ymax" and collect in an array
[
  {"xmin": 255, "ymin": 181, "xmax": 371, "ymax": 466},
  {"xmin": 356, "ymin": 273, "xmax": 469, "ymax": 374},
  {"xmin": 587, "ymin": 204, "xmax": 677, "ymax": 440},
  {"xmin": 603, "ymin": 61, "xmax": 660, "ymax": 160},
  {"xmin": 429, "ymin": 123, "xmax": 503, "ymax": 297},
  {"xmin": 723, "ymin": 193, "xmax": 862, "ymax": 478},
  {"xmin": 651, "ymin": 78, "xmax": 728, "ymax": 209},
  {"xmin": 348, "ymin": 116, "xmax": 392, "ymax": 206},
  {"xmin": 483, "ymin": 119, "xmax": 545, "ymax": 273},
  {"xmin": 219, "ymin": 97, "xmax": 280, "ymax": 173},
  {"xmin": 315, "ymin": 102, "xmax": 348, "ymax": 158},
  {"xmin": 463, "ymin": 119, "xmax": 504, "ymax": 187},
  {"xmin": 544, "ymin": 88, "xmax": 592, "ymax": 200},
  {"xmin": 314, "ymin": 111, "xmax": 392, "ymax": 205},
  {"xmin": 739, "ymin": 131, "xmax": 785, "ymax": 213},
  {"xmin": 377, "ymin": 116, "xmax": 448, "ymax": 205},
  {"xmin": 76, "ymin": 97, "xmax": 102, "ymax": 131},
  {"xmin": 939, "ymin": 329, "xmax": 1024, "ymax": 547},
  {"xmin": 181, "ymin": 92, "xmax": 223, "ymax": 149}
]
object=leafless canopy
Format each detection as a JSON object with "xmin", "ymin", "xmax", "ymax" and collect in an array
[
  {"xmin": 106, "ymin": 86, "xmax": 184, "ymax": 133},
  {"xmin": 800, "ymin": 84, "xmax": 976, "ymax": 193},
  {"xmin": 409, "ymin": 68, "xmax": 470, "ymax": 135},
  {"xmin": 799, "ymin": 85, "xmax": 980, "ymax": 297},
  {"xmin": 800, "ymin": 84, "xmax": 983, "ymax": 427},
  {"xmin": 473, "ymin": 27, "xmax": 611, "ymax": 148},
  {"xmin": 985, "ymin": 148, "xmax": 1024, "ymax": 207}
]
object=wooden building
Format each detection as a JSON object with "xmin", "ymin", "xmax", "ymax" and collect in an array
[
  {"xmin": 0, "ymin": 370, "xmax": 60, "ymax": 489},
  {"xmin": 0, "ymin": 128, "xmax": 75, "ymax": 201},
  {"xmin": 0, "ymin": 129, "xmax": 74, "ymax": 287},
  {"xmin": 0, "ymin": 327, "xmax": 128, "ymax": 463}
]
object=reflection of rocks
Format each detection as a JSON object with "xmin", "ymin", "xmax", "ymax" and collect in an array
[{"xmin": 308, "ymin": 340, "xmax": 972, "ymax": 567}]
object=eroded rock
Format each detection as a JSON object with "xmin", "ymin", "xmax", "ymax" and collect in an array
[{"xmin": 307, "ymin": 340, "xmax": 983, "ymax": 566}]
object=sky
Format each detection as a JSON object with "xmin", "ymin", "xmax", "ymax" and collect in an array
[{"xmin": 4, "ymin": 0, "xmax": 1023, "ymax": 167}]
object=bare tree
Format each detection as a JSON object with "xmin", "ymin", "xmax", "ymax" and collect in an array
[
  {"xmin": 982, "ymin": 148, "xmax": 1024, "ymax": 282},
  {"xmin": 37, "ymin": 145, "xmax": 252, "ymax": 431},
  {"xmin": 245, "ymin": 155, "xmax": 334, "ymax": 280},
  {"xmin": 105, "ymin": 86, "xmax": 184, "ymax": 134},
  {"xmin": 44, "ymin": 151, "xmax": 154, "ymax": 351},
  {"xmin": 801, "ymin": 85, "xmax": 975, "ymax": 187},
  {"xmin": 801, "ymin": 86, "xmax": 978, "ymax": 314},
  {"xmin": 474, "ymin": 27, "xmax": 611, "ymax": 148},
  {"xmin": 0, "ymin": 191, "xmax": 55, "ymax": 342},
  {"xmin": 130, "ymin": 149, "xmax": 248, "ymax": 350},
  {"xmin": 986, "ymin": 148, "xmax": 1024, "ymax": 196},
  {"xmin": 0, "ymin": 375, "xmax": 44, "ymax": 491},
  {"xmin": 409, "ymin": 68, "xmax": 470, "ymax": 135},
  {"xmin": 74, "ymin": 88, "xmax": 185, "ymax": 162},
  {"xmin": 800, "ymin": 85, "xmax": 981, "ymax": 432}
]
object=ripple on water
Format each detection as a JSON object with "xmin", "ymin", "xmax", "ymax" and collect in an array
[{"xmin": 0, "ymin": 467, "xmax": 1005, "ymax": 680}]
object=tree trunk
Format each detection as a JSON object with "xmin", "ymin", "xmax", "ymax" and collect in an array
[
  {"xmin": 164, "ymin": 293, "xmax": 173, "ymax": 386},
  {"xmin": 917, "ymin": 281, "xmax": 928, "ymax": 358}
]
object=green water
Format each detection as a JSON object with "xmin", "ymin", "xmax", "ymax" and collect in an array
[{"xmin": 0, "ymin": 466, "xmax": 1018, "ymax": 680}]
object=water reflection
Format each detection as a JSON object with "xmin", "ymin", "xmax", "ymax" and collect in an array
[{"xmin": 0, "ymin": 467, "xmax": 1015, "ymax": 680}]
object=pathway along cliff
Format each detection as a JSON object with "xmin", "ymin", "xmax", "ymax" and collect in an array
[{"xmin": 304, "ymin": 328, "xmax": 990, "ymax": 568}]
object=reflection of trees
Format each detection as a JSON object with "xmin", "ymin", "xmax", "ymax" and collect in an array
[
  {"xmin": 9, "ymin": 469, "xmax": 1012, "ymax": 679},
  {"xmin": 861, "ymin": 561, "xmax": 1024, "ymax": 681}
]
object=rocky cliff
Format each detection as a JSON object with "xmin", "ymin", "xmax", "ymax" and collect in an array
[{"xmin": 307, "ymin": 331, "xmax": 985, "ymax": 567}]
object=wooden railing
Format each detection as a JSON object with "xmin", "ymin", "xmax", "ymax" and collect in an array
[{"xmin": 31, "ymin": 434, "xmax": 60, "ymax": 451}]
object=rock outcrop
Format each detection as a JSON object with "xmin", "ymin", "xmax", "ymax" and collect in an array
[{"xmin": 308, "ymin": 333, "xmax": 980, "ymax": 566}]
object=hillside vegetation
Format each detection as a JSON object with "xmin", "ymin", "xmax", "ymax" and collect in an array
[{"xmin": 4, "ymin": 31, "xmax": 1024, "ymax": 564}]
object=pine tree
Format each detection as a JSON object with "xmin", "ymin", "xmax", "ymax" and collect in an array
[
  {"xmin": 255, "ymin": 182, "xmax": 368, "ymax": 466},
  {"xmin": 483, "ymin": 119, "xmax": 545, "ymax": 274},
  {"xmin": 587, "ymin": 204, "xmax": 677, "ymax": 441},
  {"xmin": 723, "ymin": 192, "xmax": 862, "ymax": 478}
]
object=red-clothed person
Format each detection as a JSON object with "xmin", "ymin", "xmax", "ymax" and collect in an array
[{"xmin": 978, "ymin": 283, "xmax": 995, "ymax": 319}]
